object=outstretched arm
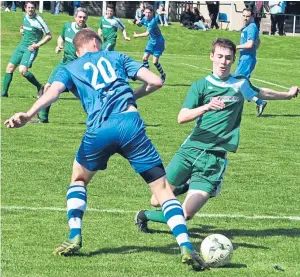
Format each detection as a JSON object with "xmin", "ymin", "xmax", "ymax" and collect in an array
[
  {"xmin": 28, "ymin": 33, "xmax": 52, "ymax": 51},
  {"xmin": 133, "ymin": 67, "xmax": 163, "ymax": 99},
  {"xmin": 258, "ymin": 86, "xmax": 299, "ymax": 100},
  {"xmin": 133, "ymin": 30, "xmax": 149, "ymax": 38},
  {"xmin": 177, "ymin": 97, "xmax": 225, "ymax": 124},
  {"xmin": 4, "ymin": 82, "xmax": 66, "ymax": 128},
  {"xmin": 122, "ymin": 29, "xmax": 130, "ymax": 41}
]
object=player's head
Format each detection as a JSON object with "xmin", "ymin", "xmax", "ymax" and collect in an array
[
  {"xmin": 25, "ymin": 1, "xmax": 36, "ymax": 17},
  {"xmin": 210, "ymin": 38, "xmax": 236, "ymax": 79},
  {"xmin": 144, "ymin": 6, "xmax": 153, "ymax": 19},
  {"xmin": 106, "ymin": 4, "xmax": 114, "ymax": 18},
  {"xmin": 74, "ymin": 7, "xmax": 88, "ymax": 28},
  {"xmin": 242, "ymin": 8, "xmax": 253, "ymax": 26},
  {"xmin": 73, "ymin": 29, "xmax": 102, "ymax": 57},
  {"xmin": 158, "ymin": 4, "xmax": 164, "ymax": 11},
  {"xmin": 140, "ymin": 2, "xmax": 145, "ymax": 9}
]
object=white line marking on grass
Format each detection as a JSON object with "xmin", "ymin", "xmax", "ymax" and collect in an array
[
  {"xmin": 2, "ymin": 206, "xmax": 300, "ymax": 221},
  {"xmin": 181, "ymin": 63, "xmax": 290, "ymax": 90}
]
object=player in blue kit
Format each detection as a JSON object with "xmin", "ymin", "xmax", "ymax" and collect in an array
[
  {"xmin": 134, "ymin": 5, "xmax": 166, "ymax": 83},
  {"xmin": 4, "ymin": 29, "xmax": 208, "ymax": 271},
  {"xmin": 235, "ymin": 8, "xmax": 267, "ymax": 117}
]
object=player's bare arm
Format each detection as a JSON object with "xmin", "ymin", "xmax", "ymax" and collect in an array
[
  {"xmin": 133, "ymin": 67, "xmax": 163, "ymax": 99},
  {"xmin": 122, "ymin": 29, "xmax": 130, "ymax": 41},
  {"xmin": 236, "ymin": 39, "xmax": 255, "ymax": 50},
  {"xmin": 258, "ymin": 86, "xmax": 299, "ymax": 100},
  {"xmin": 133, "ymin": 31, "xmax": 149, "ymax": 38},
  {"xmin": 28, "ymin": 33, "xmax": 52, "ymax": 51},
  {"xmin": 55, "ymin": 36, "xmax": 64, "ymax": 54},
  {"xmin": 4, "ymin": 82, "xmax": 65, "ymax": 128},
  {"xmin": 177, "ymin": 97, "xmax": 226, "ymax": 124}
]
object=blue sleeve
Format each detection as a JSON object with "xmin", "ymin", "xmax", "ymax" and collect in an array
[
  {"xmin": 247, "ymin": 25, "xmax": 258, "ymax": 41},
  {"xmin": 121, "ymin": 54, "xmax": 143, "ymax": 80},
  {"xmin": 54, "ymin": 67, "xmax": 74, "ymax": 91}
]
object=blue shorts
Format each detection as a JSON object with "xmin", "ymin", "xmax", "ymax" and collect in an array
[
  {"xmin": 76, "ymin": 111, "xmax": 162, "ymax": 173},
  {"xmin": 235, "ymin": 55, "xmax": 257, "ymax": 78},
  {"xmin": 145, "ymin": 39, "xmax": 165, "ymax": 57}
]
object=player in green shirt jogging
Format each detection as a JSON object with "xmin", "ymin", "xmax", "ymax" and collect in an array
[
  {"xmin": 1, "ymin": 1, "xmax": 52, "ymax": 98},
  {"xmin": 37, "ymin": 7, "xmax": 88, "ymax": 123},
  {"xmin": 98, "ymin": 4, "xmax": 130, "ymax": 51},
  {"xmin": 135, "ymin": 38, "xmax": 299, "ymax": 232}
]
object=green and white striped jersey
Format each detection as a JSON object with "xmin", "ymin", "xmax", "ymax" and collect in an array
[
  {"xmin": 181, "ymin": 73, "xmax": 260, "ymax": 153},
  {"xmin": 99, "ymin": 16, "xmax": 125, "ymax": 42},
  {"xmin": 21, "ymin": 13, "xmax": 50, "ymax": 47},
  {"xmin": 61, "ymin": 22, "xmax": 87, "ymax": 63}
]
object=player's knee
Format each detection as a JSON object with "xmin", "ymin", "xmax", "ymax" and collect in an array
[
  {"xmin": 19, "ymin": 66, "xmax": 27, "ymax": 76},
  {"xmin": 44, "ymin": 83, "xmax": 51, "ymax": 92},
  {"xmin": 6, "ymin": 63, "xmax": 16, "ymax": 73}
]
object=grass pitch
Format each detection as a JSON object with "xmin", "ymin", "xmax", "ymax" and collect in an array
[{"xmin": 1, "ymin": 10, "xmax": 300, "ymax": 277}]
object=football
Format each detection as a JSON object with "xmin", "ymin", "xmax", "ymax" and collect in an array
[{"xmin": 200, "ymin": 234, "xmax": 233, "ymax": 268}]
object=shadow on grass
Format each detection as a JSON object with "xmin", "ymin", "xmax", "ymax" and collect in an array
[
  {"xmin": 260, "ymin": 114, "xmax": 300, "ymax": 118},
  {"xmin": 77, "ymin": 243, "xmax": 180, "ymax": 257},
  {"xmin": 163, "ymin": 83, "xmax": 191, "ymax": 87}
]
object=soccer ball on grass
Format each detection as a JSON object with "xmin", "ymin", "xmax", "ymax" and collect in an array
[{"xmin": 200, "ymin": 234, "xmax": 233, "ymax": 268}]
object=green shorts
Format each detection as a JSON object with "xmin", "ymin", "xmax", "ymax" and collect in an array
[
  {"xmin": 9, "ymin": 44, "xmax": 39, "ymax": 68},
  {"xmin": 166, "ymin": 147, "xmax": 228, "ymax": 196},
  {"xmin": 102, "ymin": 40, "xmax": 116, "ymax": 51},
  {"xmin": 47, "ymin": 61, "xmax": 65, "ymax": 84}
]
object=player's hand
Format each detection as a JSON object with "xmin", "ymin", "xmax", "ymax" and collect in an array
[
  {"xmin": 55, "ymin": 46, "xmax": 63, "ymax": 54},
  {"xmin": 28, "ymin": 43, "xmax": 39, "ymax": 51},
  {"xmin": 136, "ymin": 19, "xmax": 141, "ymax": 25},
  {"xmin": 206, "ymin": 97, "xmax": 226, "ymax": 111},
  {"xmin": 288, "ymin": 86, "xmax": 299, "ymax": 98},
  {"xmin": 133, "ymin": 32, "xmax": 138, "ymax": 38},
  {"xmin": 4, "ymin": 112, "xmax": 30, "ymax": 128},
  {"xmin": 125, "ymin": 36, "xmax": 131, "ymax": 41}
]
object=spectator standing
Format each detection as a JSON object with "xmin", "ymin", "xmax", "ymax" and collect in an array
[
  {"xmin": 269, "ymin": 1, "xmax": 286, "ymax": 35},
  {"xmin": 156, "ymin": 3, "xmax": 169, "ymax": 26},
  {"xmin": 206, "ymin": 1, "xmax": 219, "ymax": 29},
  {"xmin": 180, "ymin": 3, "xmax": 194, "ymax": 27}
]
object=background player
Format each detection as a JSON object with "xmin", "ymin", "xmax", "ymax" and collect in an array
[
  {"xmin": 134, "ymin": 5, "xmax": 166, "ymax": 83},
  {"xmin": 235, "ymin": 8, "xmax": 267, "ymax": 117},
  {"xmin": 98, "ymin": 4, "xmax": 130, "ymax": 51},
  {"xmin": 1, "ymin": 1, "xmax": 52, "ymax": 98},
  {"xmin": 37, "ymin": 7, "xmax": 88, "ymax": 123}
]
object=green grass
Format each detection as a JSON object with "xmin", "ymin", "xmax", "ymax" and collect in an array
[{"xmin": 2, "ymin": 10, "xmax": 300, "ymax": 277}]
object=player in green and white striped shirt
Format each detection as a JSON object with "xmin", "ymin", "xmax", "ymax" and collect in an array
[
  {"xmin": 135, "ymin": 38, "xmax": 299, "ymax": 233},
  {"xmin": 1, "ymin": 1, "xmax": 52, "ymax": 97},
  {"xmin": 98, "ymin": 4, "xmax": 130, "ymax": 51},
  {"xmin": 37, "ymin": 7, "xmax": 89, "ymax": 123}
]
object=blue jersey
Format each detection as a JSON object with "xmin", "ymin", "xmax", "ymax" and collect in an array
[
  {"xmin": 240, "ymin": 21, "xmax": 259, "ymax": 57},
  {"xmin": 140, "ymin": 16, "xmax": 164, "ymax": 45},
  {"xmin": 54, "ymin": 51, "xmax": 143, "ymax": 130}
]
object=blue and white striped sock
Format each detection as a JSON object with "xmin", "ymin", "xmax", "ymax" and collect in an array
[
  {"xmin": 143, "ymin": 59, "xmax": 150, "ymax": 69},
  {"xmin": 66, "ymin": 184, "xmax": 87, "ymax": 240},
  {"xmin": 162, "ymin": 199, "xmax": 193, "ymax": 251}
]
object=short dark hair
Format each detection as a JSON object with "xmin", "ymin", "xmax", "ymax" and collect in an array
[
  {"xmin": 73, "ymin": 29, "xmax": 102, "ymax": 50},
  {"xmin": 243, "ymin": 8, "xmax": 253, "ymax": 15},
  {"xmin": 25, "ymin": 1, "xmax": 36, "ymax": 8},
  {"xmin": 212, "ymin": 38, "xmax": 236, "ymax": 56},
  {"xmin": 107, "ymin": 4, "xmax": 114, "ymax": 11},
  {"xmin": 145, "ymin": 5, "xmax": 153, "ymax": 12}
]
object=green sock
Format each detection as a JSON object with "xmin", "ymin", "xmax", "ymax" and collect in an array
[
  {"xmin": 2, "ymin": 73, "xmax": 13, "ymax": 95},
  {"xmin": 39, "ymin": 105, "xmax": 51, "ymax": 121},
  {"xmin": 24, "ymin": 71, "xmax": 41, "ymax": 89},
  {"xmin": 145, "ymin": 210, "xmax": 167, "ymax": 223}
]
